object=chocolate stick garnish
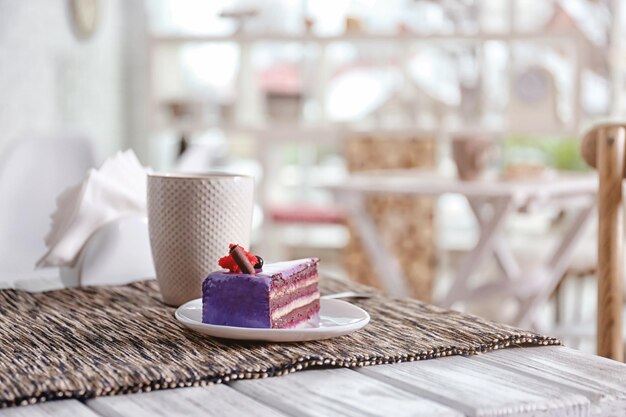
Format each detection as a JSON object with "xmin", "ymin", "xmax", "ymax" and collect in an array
[{"xmin": 230, "ymin": 245, "xmax": 256, "ymax": 275}]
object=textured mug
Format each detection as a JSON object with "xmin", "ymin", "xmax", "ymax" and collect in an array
[{"xmin": 147, "ymin": 173, "xmax": 254, "ymax": 306}]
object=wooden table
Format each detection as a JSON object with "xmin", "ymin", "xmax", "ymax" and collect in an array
[
  {"xmin": 2, "ymin": 265, "xmax": 625, "ymax": 416},
  {"xmin": 0, "ymin": 345, "xmax": 625, "ymax": 417},
  {"xmin": 329, "ymin": 171, "xmax": 597, "ymax": 327}
]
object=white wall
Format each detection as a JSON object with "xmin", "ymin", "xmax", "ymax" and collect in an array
[{"xmin": 0, "ymin": 0, "xmax": 127, "ymax": 161}]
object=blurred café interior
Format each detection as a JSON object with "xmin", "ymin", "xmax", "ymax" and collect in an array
[{"xmin": 1, "ymin": 0, "xmax": 625, "ymax": 354}]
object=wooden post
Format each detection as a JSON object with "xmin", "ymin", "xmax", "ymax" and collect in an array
[{"xmin": 596, "ymin": 125, "xmax": 625, "ymax": 361}]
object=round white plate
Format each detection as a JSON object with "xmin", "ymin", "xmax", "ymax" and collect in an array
[{"xmin": 175, "ymin": 298, "xmax": 370, "ymax": 342}]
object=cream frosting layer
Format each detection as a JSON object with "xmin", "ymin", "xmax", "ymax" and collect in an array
[{"xmin": 271, "ymin": 291, "xmax": 320, "ymax": 320}]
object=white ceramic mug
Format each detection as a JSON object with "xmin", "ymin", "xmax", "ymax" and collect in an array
[{"xmin": 147, "ymin": 173, "xmax": 254, "ymax": 306}]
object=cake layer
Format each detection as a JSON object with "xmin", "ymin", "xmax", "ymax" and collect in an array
[
  {"xmin": 270, "ymin": 282, "xmax": 318, "ymax": 308},
  {"xmin": 272, "ymin": 300, "xmax": 321, "ymax": 328},
  {"xmin": 271, "ymin": 291, "xmax": 320, "ymax": 321},
  {"xmin": 268, "ymin": 259, "xmax": 320, "ymax": 328},
  {"xmin": 270, "ymin": 276, "xmax": 318, "ymax": 299}
]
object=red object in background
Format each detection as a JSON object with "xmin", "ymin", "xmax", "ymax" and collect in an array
[
  {"xmin": 258, "ymin": 64, "xmax": 302, "ymax": 95},
  {"xmin": 268, "ymin": 205, "xmax": 345, "ymax": 225}
]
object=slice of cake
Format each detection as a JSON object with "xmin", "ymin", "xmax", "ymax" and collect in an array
[{"xmin": 202, "ymin": 245, "xmax": 320, "ymax": 328}]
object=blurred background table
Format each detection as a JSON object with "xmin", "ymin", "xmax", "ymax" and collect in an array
[{"xmin": 330, "ymin": 172, "xmax": 597, "ymax": 327}]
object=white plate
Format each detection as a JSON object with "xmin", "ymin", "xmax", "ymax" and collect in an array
[{"xmin": 175, "ymin": 298, "xmax": 370, "ymax": 342}]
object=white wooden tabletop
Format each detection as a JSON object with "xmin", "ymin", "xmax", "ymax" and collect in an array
[
  {"xmin": 2, "ymin": 274, "xmax": 626, "ymax": 416},
  {"xmin": 327, "ymin": 170, "xmax": 597, "ymax": 202},
  {"xmin": 1, "ymin": 346, "xmax": 625, "ymax": 417}
]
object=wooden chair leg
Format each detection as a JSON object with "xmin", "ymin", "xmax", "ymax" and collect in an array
[
  {"xmin": 596, "ymin": 126, "xmax": 625, "ymax": 361},
  {"xmin": 553, "ymin": 276, "xmax": 563, "ymax": 325}
]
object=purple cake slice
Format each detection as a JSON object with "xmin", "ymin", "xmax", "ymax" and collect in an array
[{"xmin": 202, "ymin": 258, "xmax": 320, "ymax": 328}]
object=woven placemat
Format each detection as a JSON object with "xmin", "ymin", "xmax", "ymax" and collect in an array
[{"xmin": 0, "ymin": 278, "xmax": 559, "ymax": 408}]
